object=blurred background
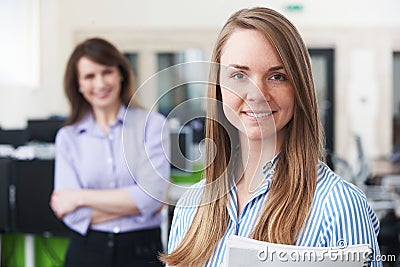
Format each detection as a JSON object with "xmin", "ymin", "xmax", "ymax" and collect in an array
[{"xmin": 1, "ymin": 0, "xmax": 400, "ymax": 266}]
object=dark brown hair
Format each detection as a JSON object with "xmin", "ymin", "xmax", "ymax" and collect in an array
[{"xmin": 64, "ymin": 37, "xmax": 137, "ymax": 125}]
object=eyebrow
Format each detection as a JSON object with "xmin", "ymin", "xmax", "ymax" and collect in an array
[
  {"xmin": 229, "ymin": 64, "xmax": 250, "ymax": 70},
  {"xmin": 228, "ymin": 64, "xmax": 284, "ymax": 72},
  {"xmin": 269, "ymin": 66, "xmax": 284, "ymax": 72},
  {"xmin": 82, "ymin": 73, "xmax": 94, "ymax": 78}
]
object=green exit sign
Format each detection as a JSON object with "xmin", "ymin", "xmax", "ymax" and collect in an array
[{"xmin": 285, "ymin": 4, "xmax": 304, "ymax": 11}]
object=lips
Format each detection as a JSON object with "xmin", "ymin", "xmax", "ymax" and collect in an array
[
  {"xmin": 94, "ymin": 88, "xmax": 112, "ymax": 99},
  {"xmin": 241, "ymin": 110, "xmax": 275, "ymax": 121}
]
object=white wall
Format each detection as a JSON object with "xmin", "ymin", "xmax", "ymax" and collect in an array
[
  {"xmin": 1, "ymin": 0, "xmax": 400, "ymax": 161},
  {"xmin": 0, "ymin": 0, "xmax": 64, "ymax": 128}
]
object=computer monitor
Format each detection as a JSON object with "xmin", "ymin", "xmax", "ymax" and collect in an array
[
  {"xmin": 12, "ymin": 159, "xmax": 70, "ymax": 236},
  {"xmin": 27, "ymin": 119, "xmax": 65, "ymax": 143},
  {"xmin": 0, "ymin": 129, "xmax": 27, "ymax": 147}
]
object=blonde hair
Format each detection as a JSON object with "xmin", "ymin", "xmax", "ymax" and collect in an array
[{"xmin": 161, "ymin": 7, "xmax": 324, "ymax": 266}]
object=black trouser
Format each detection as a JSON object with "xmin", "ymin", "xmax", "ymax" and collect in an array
[{"xmin": 65, "ymin": 227, "xmax": 164, "ymax": 267}]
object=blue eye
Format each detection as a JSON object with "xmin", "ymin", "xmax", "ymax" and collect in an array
[{"xmin": 232, "ymin": 72, "xmax": 245, "ymax": 80}]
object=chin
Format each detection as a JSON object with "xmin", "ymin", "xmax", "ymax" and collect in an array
[
  {"xmin": 92, "ymin": 97, "xmax": 120, "ymax": 108},
  {"xmin": 241, "ymin": 130, "xmax": 263, "ymax": 140},
  {"xmin": 243, "ymin": 127, "xmax": 273, "ymax": 137}
]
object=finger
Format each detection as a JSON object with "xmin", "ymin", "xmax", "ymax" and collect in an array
[{"xmin": 55, "ymin": 211, "xmax": 62, "ymax": 219}]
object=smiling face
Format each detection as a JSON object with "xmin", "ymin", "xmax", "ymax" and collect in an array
[
  {"xmin": 219, "ymin": 29, "xmax": 295, "ymax": 147},
  {"xmin": 77, "ymin": 56, "xmax": 122, "ymax": 113}
]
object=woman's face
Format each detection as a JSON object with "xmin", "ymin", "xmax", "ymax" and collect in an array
[
  {"xmin": 77, "ymin": 56, "xmax": 122, "ymax": 112},
  {"xmin": 219, "ymin": 29, "xmax": 294, "ymax": 144}
]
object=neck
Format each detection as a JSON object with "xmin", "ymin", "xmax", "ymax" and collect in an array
[
  {"xmin": 237, "ymin": 132, "xmax": 283, "ymax": 192},
  {"xmin": 92, "ymin": 103, "xmax": 121, "ymax": 133}
]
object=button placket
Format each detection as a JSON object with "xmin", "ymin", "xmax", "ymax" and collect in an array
[
  {"xmin": 107, "ymin": 233, "xmax": 114, "ymax": 248},
  {"xmin": 106, "ymin": 128, "xmax": 118, "ymax": 189}
]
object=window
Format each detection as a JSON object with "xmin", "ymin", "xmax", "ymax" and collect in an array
[
  {"xmin": 124, "ymin": 52, "xmax": 138, "ymax": 87},
  {"xmin": 309, "ymin": 49, "xmax": 335, "ymax": 165},
  {"xmin": 393, "ymin": 52, "xmax": 400, "ymax": 147},
  {"xmin": 0, "ymin": 0, "xmax": 40, "ymax": 87},
  {"xmin": 156, "ymin": 50, "xmax": 205, "ymax": 126},
  {"xmin": 156, "ymin": 51, "xmax": 206, "ymax": 148}
]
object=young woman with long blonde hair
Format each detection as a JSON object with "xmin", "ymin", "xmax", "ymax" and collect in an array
[{"xmin": 162, "ymin": 7, "xmax": 381, "ymax": 267}]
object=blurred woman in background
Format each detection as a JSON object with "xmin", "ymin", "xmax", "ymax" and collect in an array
[{"xmin": 51, "ymin": 38, "xmax": 170, "ymax": 267}]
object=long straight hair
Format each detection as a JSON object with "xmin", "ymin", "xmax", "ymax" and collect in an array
[
  {"xmin": 63, "ymin": 38, "xmax": 138, "ymax": 125},
  {"xmin": 162, "ymin": 7, "xmax": 324, "ymax": 266}
]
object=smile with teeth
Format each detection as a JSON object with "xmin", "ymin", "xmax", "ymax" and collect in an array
[
  {"xmin": 94, "ymin": 88, "xmax": 112, "ymax": 98},
  {"xmin": 245, "ymin": 111, "xmax": 273, "ymax": 118}
]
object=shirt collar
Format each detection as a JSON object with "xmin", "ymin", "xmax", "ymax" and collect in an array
[
  {"xmin": 116, "ymin": 104, "xmax": 126, "ymax": 124},
  {"xmin": 74, "ymin": 105, "xmax": 126, "ymax": 134},
  {"xmin": 262, "ymin": 151, "xmax": 281, "ymax": 177}
]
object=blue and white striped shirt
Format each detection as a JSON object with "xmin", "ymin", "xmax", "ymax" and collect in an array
[{"xmin": 168, "ymin": 158, "xmax": 382, "ymax": 267}]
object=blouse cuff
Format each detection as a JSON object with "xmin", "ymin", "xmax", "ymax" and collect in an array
[
  {"xmin": 63, "ymin": 206, "xmax": 93, "ymax": 235},
  {"xmin": 124, "ymin": 185, "xmax": 163, "ymax": 217}
]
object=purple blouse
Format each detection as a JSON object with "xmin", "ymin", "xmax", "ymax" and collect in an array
[{"xmin": 54, "ymin": 106, "xmax": 170, "ymax": 235}]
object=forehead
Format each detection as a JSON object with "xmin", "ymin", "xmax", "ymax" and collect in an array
[
  {"xmin": 220, "ymin": 29, "xmax": 282, "ymax": 68},
  {"xmin": 77, "ymin": 57, "xmax": 116, "ymax": 73},
  {"xmin": 77, "ymin": 57, "xmax": 103, "ymax": 69}
]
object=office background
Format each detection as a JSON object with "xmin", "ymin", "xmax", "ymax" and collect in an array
[
  {"xmin": 1, "ymin": 0, "xmax": 400, "ymax": 266},
  {"xmin": 1, "ymin": 0, "xmax": 400, "ymax": 162}
]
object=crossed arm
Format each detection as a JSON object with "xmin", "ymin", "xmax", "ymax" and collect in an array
[{"xmin": 50, "ymin": 188, "xmax": 143, "ymax": 224}]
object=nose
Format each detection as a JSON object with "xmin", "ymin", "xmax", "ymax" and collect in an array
[
  {"xmin": 245, "ymin": 78, "xmax": 271, "ymax": 103},
  {"xmin": 94, "ymin": 74, "xmax": 106, "ymax": 89}
]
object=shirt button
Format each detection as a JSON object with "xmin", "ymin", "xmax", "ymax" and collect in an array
[
  {"xmin": 107, "ymin": 157, "xmax": 113, "ymax": 164},
  {"xmin": 264, "ymin": 162, "xmax": 272, "ymax": 169},
  {"xmin": 113, "ymin": 226, "xmax": 120, "ymax": 233},
  {"xmin": 108, "ymin": 134, "xmax": 113, "ymax": 140},
  {"xmin": 107, "ymin": 240, "xmax": 114, "ymax": 248},
  {"xmin": 109, "ymin": 182, "xmax": 116, "ymax": 188}
]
